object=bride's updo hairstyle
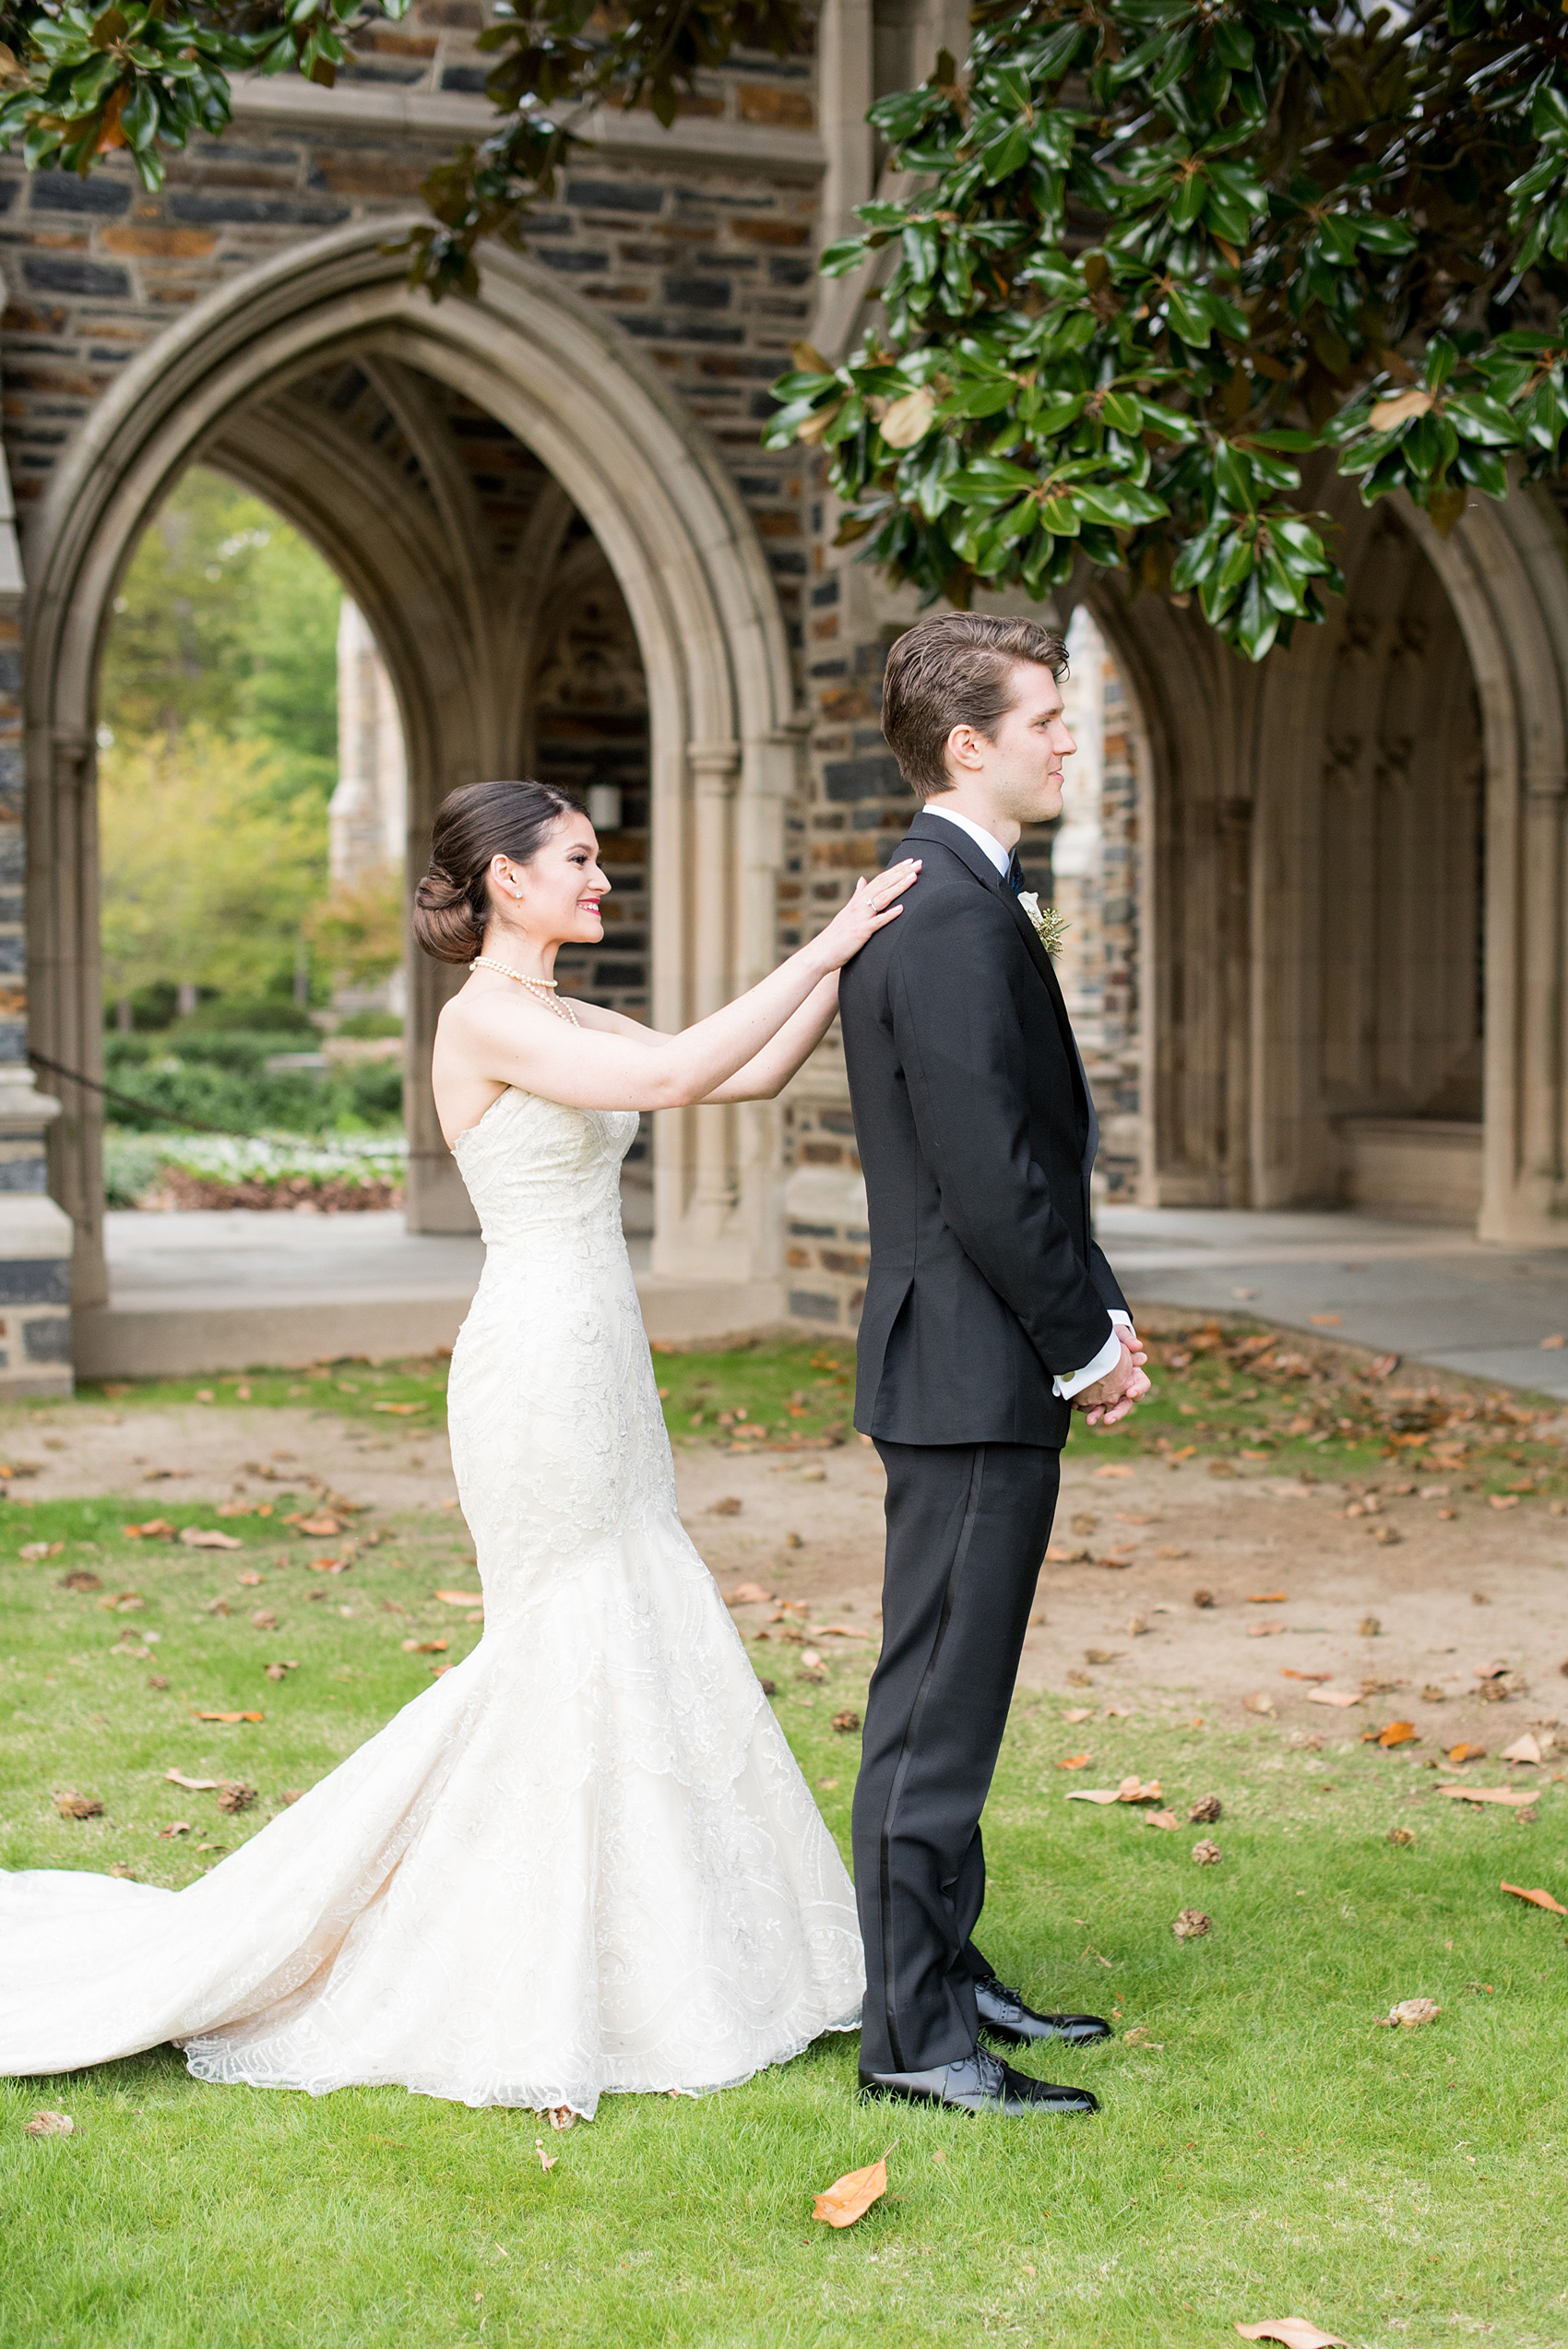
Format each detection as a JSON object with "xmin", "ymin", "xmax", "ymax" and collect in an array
[{"xmin": 413, "ymin": 779, "xmax": 584, "ymax": 964}]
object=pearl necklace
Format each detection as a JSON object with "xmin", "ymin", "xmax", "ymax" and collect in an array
[{"xmin": 469, "ymin": 956, "xmax": 580, "ymax": 1026}]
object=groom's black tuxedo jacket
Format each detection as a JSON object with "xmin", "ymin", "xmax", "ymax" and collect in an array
[{"xmin": 838, "ymin": 809, "xmax": 1128, "ymax": 1450}]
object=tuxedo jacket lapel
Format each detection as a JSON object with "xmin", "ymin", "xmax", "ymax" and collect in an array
[{"xmin": 903, "ymin": 816, "xmax": 1093, "ymax": 1160}]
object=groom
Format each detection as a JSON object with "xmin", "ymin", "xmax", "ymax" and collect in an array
[{"xmin": 838, "ymin": 610, "xmax": 1150, "ymax": 2116}]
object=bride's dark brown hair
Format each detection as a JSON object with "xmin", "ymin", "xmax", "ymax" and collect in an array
[{"xmin": 412, "ymin": 780, "xmax": 585, "ymax": 965}]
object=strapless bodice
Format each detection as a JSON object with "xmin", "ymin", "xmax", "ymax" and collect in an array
[{"xmin": 450, "ymin": 1087, "xmax": 638, "ymax": 1249}]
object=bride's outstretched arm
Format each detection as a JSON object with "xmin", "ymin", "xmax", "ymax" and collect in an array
[
  {"xmin": 698, "ymin": 973, "xmax": 839, "ymax": 1103},
  {"xmin": 442, "ymin": 864, "xmax": 918, "ymax": 1116}
]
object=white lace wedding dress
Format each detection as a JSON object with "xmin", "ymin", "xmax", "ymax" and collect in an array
[{"xmin": 0, "ymin": 1087, "xmax": 863, "ymax": 2116}]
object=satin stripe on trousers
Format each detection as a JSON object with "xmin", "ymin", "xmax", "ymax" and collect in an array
[{"xmin": 851, "ymin": 1439, "xmax": 1062, "ymax": 2076}]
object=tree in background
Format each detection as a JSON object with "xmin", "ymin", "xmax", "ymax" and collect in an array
[
  {"xmin": 305, "ymin": 867, "xmax": 405, "ymax": 999},
  {"xmin": 6, "ymin": 1, "xmax": 1568, "ymax": 658},
  {"xmin": 100, "ymin": 728, "xmax": 328, "ymax": 1017},
  {"xmin": 99, "ymin": 468, "xmax": 342, "ymax": 1020}
]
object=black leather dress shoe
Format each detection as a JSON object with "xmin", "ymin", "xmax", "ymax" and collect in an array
[
  {"xmin": 974, "ymin": 1973, "xmax": 1112, "ymax": 2047},
  {"xmin": 859, "ymin": 2046, "xmax": 1099, "ymax": 2116}
]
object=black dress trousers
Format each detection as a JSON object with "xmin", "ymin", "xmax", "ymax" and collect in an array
[{"xmin": 851, "ymin": 1437, "xmax": 1062, "ymax": 2078}]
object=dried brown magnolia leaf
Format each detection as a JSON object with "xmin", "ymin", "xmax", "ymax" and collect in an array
[
  {"xmin": 180, "ymin": 1527, "xmax": 242, "ymax": 1551},
  {"xmin": 1145, "ymin": 1810, "xmax": 1179, "ymax": 1830},
  {"xmin": 22, "ymin": 2111, "xmax": 74, "ymax": 2138},
  {"xmin": 1500, "ymin": 1879, "xmax": 1566, "ymax": 1914},
  {"xmin": 1063, "ymin": 1706, "xmax": 1093, "ymax": 1723},
  {"xmin": 1307, "ymin": 1687, "xmax": 1362, "ymax": 1709},
  {"xmin": 195, "ymin": 1710, "xmax": 264, "ymax": 1723},
  {"xmin": 1189, "ymin": 1794, "xmax": 1222, "ymax": 1823},
  {"xmin": 1241, "ymin": 1692, "xmax": 1276, "ymax": 1715},
  {"xmin": 164, "ymin": 1770, "xmax": 220, "ymax": 1791},
  {"xmin": 1084, "ymin": 1648, "xmax": 1123, "ymax": 1665},
  {"xmin": 159, "ymin": 1820, "xmax": 191, "ymax": 1838},
  {"xmin": 879, "ymin": 388, "xmax": 937, "ymax": 448},
  {"xmin": 1193, "ymin": 1839, "xmax": 1222, "ymax": 1864},
  {"xmin": 1281, "ymin": 1669, "xmax": 1331, "ymax": 1683},
  {"xmin": 1235, "ymin": 2320, "xmax": 1348, "ymax": 2349},
  {"xmin": 1064, "ymin": 1787, "xmax": 1123, "ymax": 1804},
  {"xmin": 725, "ymin": 1582, "xmax": 773, "ymax": 1605},
  {"xmin": 1247, "ymin": 1592, "xmax": 1288, "ymax": 1604},
  {"xmin": 434, "ymin": 1590, "xmax": 483, "ymax": 1606},
  {"xmin": 53, "ymin": 1790, "xmax": 102, "ymax": 1819},
  {"xmin": 236, "ymin": 1569, "xmax": 264, "ymax": 1587},
  {"xmin": 1375, "ymin": 1722, "xmax": 1419, "ymax": 1748},
  {"xmin": 123, "ymin": 1519, "xmax": 176, "ymax": 1540},
  {"xmin": 1117, "ymin": 1778, "xmax": 1162, "ymax": 1804},
  {"xmin": 1501, "ymin": 1734, "xmax": 1542, "ymax": 1766},
  {"xmin": 1247, "ymin": 1621, "xmax": 1284, "ymax": 1639},
  {"xmin": 250, "ymin": 1610, "xmax": 279, "ymax": 1632},
  {"xmin": 402, "ymin": 1639, "xmax": 448, "ymax": 1654},
  {"xmin": 1056, "ymin": 1752, "xmax": 1093, "ymax": 1770},
  {"xmin": 1172, "ymin": 1908, "xmax": 1210, "ymax": 1941},
  {"xmin": 1375, "ymin": 1997, "xmax": 1440, "ymax": 2029},
  {"xmin": 1092, "ymin": 1463, "xmax": 1134, "ymax": 1479},
  {"xmin": 1447, "ymin": 1741, "xmax": 1487, "ymax": 1764},
  {"xmin": 813, "ymin": 2148, "xmax": 893, "ymax": 2228},
  {"xmin": 291, "ymin": 1513, "xmax": 344, "ymax": 1537}
]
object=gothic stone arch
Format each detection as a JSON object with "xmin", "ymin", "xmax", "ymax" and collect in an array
[{"xmin": 24, "ymin": 220, "xmax": 798, "ymax": 1316}]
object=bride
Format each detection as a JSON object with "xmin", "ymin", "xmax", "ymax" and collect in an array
[{"xmin": 0, "ymin": 780, "xmax": 919, "ymax": 2119}]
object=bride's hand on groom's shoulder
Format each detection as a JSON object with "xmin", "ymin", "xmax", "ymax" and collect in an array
[{"xmin": 816, "ymin": 860, "xmax": 922, "ymax": 968}]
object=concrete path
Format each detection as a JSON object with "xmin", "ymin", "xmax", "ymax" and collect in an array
[
  {"xmin": 74, "ymin": 1198, "xmax": 1568, "ymax": 1397},
  {"xmin": 1099, "ymin": 1204, "xmax": 1568, "ymax": 1401}
]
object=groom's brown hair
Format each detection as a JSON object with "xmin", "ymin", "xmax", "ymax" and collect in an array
[{"xmin": 881, "ymin": 611, "xmax": 1068, "ymax": 800}]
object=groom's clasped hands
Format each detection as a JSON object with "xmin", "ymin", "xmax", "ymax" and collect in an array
[{"xmin": 1075, "ymin": 1325, "xmax": 1151, "ymax": 1426}]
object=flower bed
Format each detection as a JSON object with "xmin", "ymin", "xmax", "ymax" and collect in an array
[{"xmin": 105, "ymin": 1132, "xmax": 407, "ymax": 1212}]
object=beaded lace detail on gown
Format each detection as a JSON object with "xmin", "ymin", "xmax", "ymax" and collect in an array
[{"xmin": 0, "ymin": 1087, "xmax": 863, "ymax": 2116}]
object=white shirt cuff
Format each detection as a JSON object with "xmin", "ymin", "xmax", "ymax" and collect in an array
[{"xmin": 1053, "ymin": 1321, "xmax": 1124, "ymax": 1401}]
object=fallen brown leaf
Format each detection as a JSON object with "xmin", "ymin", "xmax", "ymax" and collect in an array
[
  {"xmin": 1242, "ymin": 1692, "xmax": 1276, "ymax": 1715},
  {"xmin": 1488, "ymin": 1493, "xmax": 1520, "ymax": 1511},
  {"xmin": 799, "ymin": 1647, "xmax": 826, "ymax": 1677},
  {"xmin": 725, "ymin": 1581, "xmax": 773, "ymax": 1605},
  {"xmin": 1092, "ymin": 1464, "xmax": 1134, "ymax": 1479},
  {"xmin": 1247, "ymin": 1621, "xmax": 1284, "ymax": 1639},
  {"xmin": 1307, "ymin": 1312, "xmax": 1343, "ymax": 1327},
  {"xmin": 1145, "ymin": 1810, "xmax": 1179, "ymax": 1830},
  {"xmin": 1193, "ymin": 1839, "xmax": 1221, "ymax": 1865},
  {"xmin": 159, "ymin": 1820, "xmax": 191, "ymax": 1839},
  {"xmin": 1281, "ymin": 1669, "xmax": 1332, "ymax": 1683},
  {"xmin": 22, "ymin": 2112, "xmax": 73, "ymax": 2139},
  {"xmin": 1375, "ymin": 1722, "xmax": 1419, "ymax": 1748},
  {"xmin": 123, "ymin": 1520, "xmax": 176, "ymax": 1540},
  {"xmin": 1064, "ymin": 1788, "xmax": 1123, "ymax": 1805},
  {"xmin": 1374, "ymin": 1997, "xmax": 1440, "ymax": 2029},
  {"xmin": 250, "ymin": 1610, "xmax": 279, "ymax": 1632},
  {"xmin": 18, "ymin": 1541, "xmax": 64, "ymax": 1561},
  {"xmin": 180, "ymin": 1528, "xmax": 243, "ymax": 1551},
  {"xmin": 1307, "ymin": 1687, "xmax": 1363, "ymax": 1709},
  {"xmin": 373, "ymin": 1401, "xmax": 424, "ymax": 1416},
  {"xmin": 164, "ymin": 1770, "xmax": 220, "ymax": 1790},
  {"xmin": 194, "ymin": 1711, "xmax": 264, "ymax": 1723},
  {"xmin": 1172, "ymin": 1908, "xmax": 1210, "ymax": 1941},
  {"xmin": 1500, "ymin": 1879, "xmax": 1566, "ymax": 1914},
  {"xmin": 1438, "ymin": 1784, "xmax": 1539, "ymax": 1806},
  {"xmin": 1501, "ymin": 1733, "xmax": 1542, "ymax": 1766},
  {"xmin": 813, "ymin": 2148, "xmax": 894, "ymax": 2229},
  {"xmin": 434, "ymin": 1590, "xmax": 484, "ymax": 1606},
  {"xmin": 1447, "ymin": 1741, "xmax": 1487, "ymax": 1764},
  {"xmin": 402, "ymin": 1639, "xmax": 448, "ymax": 1654},
  {"xmin": 306, "ymin": 1557, "xmax": 350, "ymax": 1575},
  {"xmin": 53, "ymin": 1790, "xmax": 102, "ymax": 1819},
  {"xmin": 290, "ymin": 1513, "xmax": 344, "ymax": 1537},
  {"xmin": 534, "ymin": 2139, "xmax": 557, "ymax": 2173},
  {"xmin": 707, "ymin": 1496, "xmax": 742, "ymax": 1517},
  {"xmin": 1235, "ymin": 2321, "xmax": 1347, "ymax": 2349},
  {"xmin": 236, "ymin": 1569, "xmax": 264, "ymax": 1587},
  {"xmin": 1063, "ymin": 1706, "xmax": 1093, "ymax": 1723},
  {"xmin": 1247, "ymin": 1592, "xmax": 1288, "ymax": 1604},
  {"xmin": 215, "ymin": 1501, "xmax": 255, "ymax": 1518},
  {"xmin": 1056, "ymin": 1752, "xmax": 1093, "ymax": 1770},
  {"xmin": 1084, "ymin": 1647, "xmax": 1123, "ymax": 1665},
  {"xmin": 1117, "ymin": 1778, "xmax": 1162, "ymax": 1804}
]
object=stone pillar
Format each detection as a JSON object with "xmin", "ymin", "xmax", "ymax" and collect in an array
[{"xmin": 0, "ymin": 433, "xmax": 74, "ymax": 1390}]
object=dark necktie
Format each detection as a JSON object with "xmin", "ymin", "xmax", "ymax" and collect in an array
[{"xmin": 1005, "ymin": 851, "xmax": 1026, "ymax": 897}]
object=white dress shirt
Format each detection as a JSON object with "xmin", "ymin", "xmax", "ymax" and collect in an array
[{"xmin": 924, "ymin": 802, "xmax": 1131, "ymax": 1401}]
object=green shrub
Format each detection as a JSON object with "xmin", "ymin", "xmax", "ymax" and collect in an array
[
  {"xmin": 334, "ymin": 1008, "xmax": 403, "ymax": 1038},
  {"xmin": 172, "ymin": 996, "xmax": 317, "ymax": 1035}
]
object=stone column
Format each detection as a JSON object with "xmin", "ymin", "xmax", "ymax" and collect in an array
[{"xmin": 0, "ymin": 434, "xmax": 74, "ymax": 1390}]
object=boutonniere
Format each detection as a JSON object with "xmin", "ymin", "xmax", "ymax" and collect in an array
[{"xmin": 1016, "ymin": 890, "xmax": 1069, "ymax": 957}]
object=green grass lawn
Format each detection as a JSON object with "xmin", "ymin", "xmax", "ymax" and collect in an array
[{"xmin": 1, "ymin": 1351, "xmax": 1565, "ymax": 2345}]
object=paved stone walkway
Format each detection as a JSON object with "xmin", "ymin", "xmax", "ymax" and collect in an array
[
  {"xmin": 95, "ymin": 1200, "xmax": 1568, "ymax": 1400},
  {"xmin": 1099, "ymin": 1205, "xmax": 1568, "ymax": 1401}
]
